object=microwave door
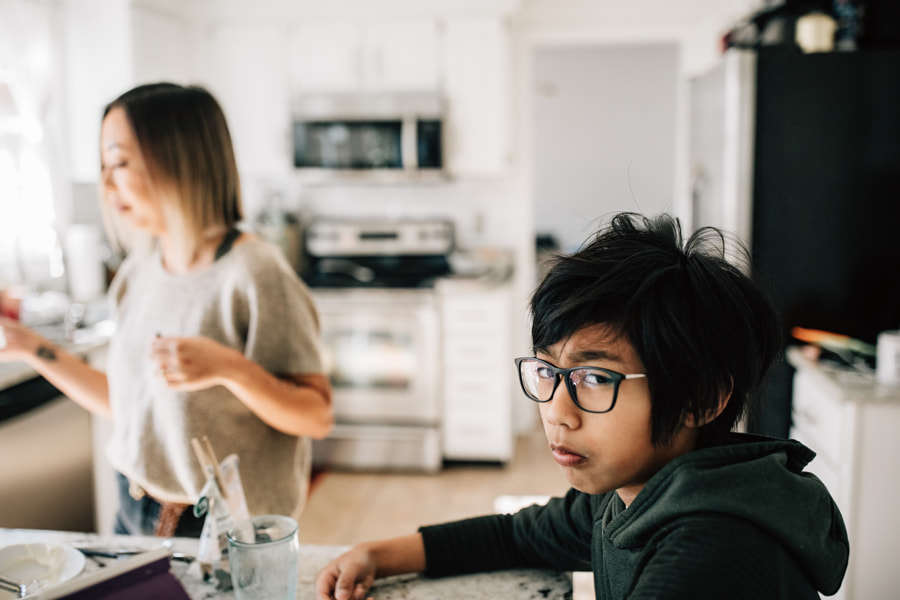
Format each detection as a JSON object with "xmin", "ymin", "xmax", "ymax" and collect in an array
[{"xmin": 293, "ymin": 120, "xmax": 403, "ymax": 170}]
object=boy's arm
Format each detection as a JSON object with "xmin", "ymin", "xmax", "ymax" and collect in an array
[{"xmin": 419, "ymin": 490, "xmax": 598, "ymax": 578}]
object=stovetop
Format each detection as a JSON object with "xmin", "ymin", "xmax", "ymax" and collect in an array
[
  {"xmin": 301, "ymin": 254, "xmax": 452, "ymax": 289},
  {"xmin": 301, "ymin": 219, "xmax": 454, "ymax": 289}
]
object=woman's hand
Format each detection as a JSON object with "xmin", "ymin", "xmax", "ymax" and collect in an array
[
  {"xmin": 150, "ymin": 335, "xmax": 238, "ymax": 391},
  {"xmin": 315, "ymin": 546, "xmax": 377, "ymax": 600},
  {"xmin": 150, "ymin": 334, "xmax": 333, "ymax": 437},
  {"xmin": 0, "ymin": 317, "xmax": 46, "ymax": 362}
]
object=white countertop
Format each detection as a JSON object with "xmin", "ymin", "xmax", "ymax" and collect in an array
[
  {"xmin": 786, "ymin": 346, "xmax": 900, "ymax": 404},
  {"xmin": 0, "ymin": 528, "xmax": 571, "ymax": 599}
]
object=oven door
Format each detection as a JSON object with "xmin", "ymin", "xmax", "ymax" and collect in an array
[{"xmin": 313, "ymin": 289, "xmax": 440, "ymax": 425}]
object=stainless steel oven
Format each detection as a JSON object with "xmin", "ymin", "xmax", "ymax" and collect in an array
[{"xmin": 303, "ymin": 219, "xmax": 453, "ymax": 472}]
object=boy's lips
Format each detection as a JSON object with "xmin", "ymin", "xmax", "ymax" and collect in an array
[{"xmin": 550, "ymin": 443, "xmax": 587, "ymax": 467}]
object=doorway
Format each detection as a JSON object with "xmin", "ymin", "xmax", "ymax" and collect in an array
[{"xmin": 532, "ymin": 44, "xmax": 679, "ymax": 253}]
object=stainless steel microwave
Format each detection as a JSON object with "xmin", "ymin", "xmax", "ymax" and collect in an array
[{"xmin": 292, "ymin": 93, "xmax": 445, "ymax": 183}]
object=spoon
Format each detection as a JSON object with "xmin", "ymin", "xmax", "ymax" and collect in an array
[{"xmin": 0, "ymin": 573, "xmax": 27, "ymax": 598}]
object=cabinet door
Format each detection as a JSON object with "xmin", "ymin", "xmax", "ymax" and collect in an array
[
  {"xmin": 290, "ymin": 20, "xmax": 438, "ymax": 93},
  {"xmin": 206, "ymin": 25, "xmax": 291, "ymax": 176},
  {"xmin": 442, "ymin": 18, "xmax": 511, "ymax": 176},
  {"xmin": 365, "ymin": 20, "xmax": 439, "ymax": 91},
  {"xmin": 290, "ymin": 21, "xmax": 362, "ymax": 93},
  {"xmin": 132, "ymin": 7, "xmax": 190, "ymax": 85}
]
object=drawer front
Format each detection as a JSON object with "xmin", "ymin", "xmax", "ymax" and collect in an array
[
  {"xmin": 443, "ymin": 410, "xmax": 512, "ymax": 460},
  {"xmin": 791, "ymin": 371, "xmax": 845, "ymax": 465},
  {"xmin": 441, "ymin": 296, "xmax": 508, "ymax": 335},
  {"xmin": 444, "ymin": 337, "xmax": 508, "ymax": 370}
]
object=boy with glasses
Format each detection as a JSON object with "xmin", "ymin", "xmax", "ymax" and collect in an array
[{"xmin": 316, "ymin": 212, "xmax": 849, "ymax": 600}]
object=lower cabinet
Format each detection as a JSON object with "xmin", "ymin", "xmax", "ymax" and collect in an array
[
  {"xmin": 787, "ymin": 348, "xmax": 900, "ymax": 600},
  {"xmin": 438, "ymin": 280, "xmax": 514, "ymax": 462}
]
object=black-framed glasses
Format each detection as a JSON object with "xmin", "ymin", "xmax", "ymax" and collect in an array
[{"xmin": 514, "ymin": 357, "xmax": 647, "ymax": 414}]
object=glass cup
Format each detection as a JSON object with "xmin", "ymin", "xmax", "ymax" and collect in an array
[{"xmin": 226, "ymin": 514, "xmax": 300, "ymax": 600}]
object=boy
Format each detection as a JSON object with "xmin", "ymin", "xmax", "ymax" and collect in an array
[{"xmin": 315, "ymin": 213, "xmax": 849, "ymax": 600}]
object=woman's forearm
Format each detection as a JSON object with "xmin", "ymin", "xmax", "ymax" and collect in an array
[
  {"xmin": 20, "ymin": 342, "xmax": 111, "ymax": 418},
  {"xmin": 222, "ymin": 355, "xmax": 334, "ymax": 438}
]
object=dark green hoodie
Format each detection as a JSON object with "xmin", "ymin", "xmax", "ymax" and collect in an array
[{"xmin": 420, "ymin": 434, "xmax": 849, "ymax": 599}]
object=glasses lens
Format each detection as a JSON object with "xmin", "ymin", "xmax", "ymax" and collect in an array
[
  {"xmin": 568, "ymin": 367, "xmax": 618, "ymax": 413},
  {"xmin": 518, "ymin": 358, "xmax": 556, "ymax": 401}
]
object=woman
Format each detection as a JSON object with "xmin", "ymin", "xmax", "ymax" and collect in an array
[{"xmin": 0, "ymin": 83, "xmax": 333, "ymax": 537}]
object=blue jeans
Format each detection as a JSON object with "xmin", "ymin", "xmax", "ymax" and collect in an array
[{"xmin": 114, "ymin": 472, "xmax": 205, "ymax": 538}]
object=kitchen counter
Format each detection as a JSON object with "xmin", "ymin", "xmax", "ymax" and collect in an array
[
  {"xmin": 0, "ymin": 322, "xmax": 113, "ymax": 392},
  {"xmin": 786, "ymin": 346, "xmax": 900, "ymax": 404},
  {"xmin": 0, "ymin": 528, "xmax": 572, "ymax": 599}
]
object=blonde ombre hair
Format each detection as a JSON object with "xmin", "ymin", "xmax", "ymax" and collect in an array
[{"xmin": 100, "ymin": 83, "xmax": 243, "ymax": 269}]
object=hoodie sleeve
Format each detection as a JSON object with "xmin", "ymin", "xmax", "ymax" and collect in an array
[{"xmin": 418, "ymin": 488, "xmax": 597, "ymax": 577}]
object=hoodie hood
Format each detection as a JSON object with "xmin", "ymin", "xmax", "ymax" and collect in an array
[{"xmin": 604, "ymin": 434, "xmax": 849, "ymax": 595}]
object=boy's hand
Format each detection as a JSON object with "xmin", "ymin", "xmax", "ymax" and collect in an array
[{"xmin": 315, "ymin": 546, "xmax": 377, "ymax": 600}]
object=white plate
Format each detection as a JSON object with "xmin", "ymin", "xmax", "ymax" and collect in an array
[{"xmin": 0, "ymin": 543, "xmax": 85, "ymax": 598}]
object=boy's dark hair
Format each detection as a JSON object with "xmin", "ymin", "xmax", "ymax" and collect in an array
[{"xmin": 530, "ymin": 212, "xmax": 783, "ymax": 446}]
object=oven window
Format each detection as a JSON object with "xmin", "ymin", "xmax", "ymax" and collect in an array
[{"xmin": 324, "ymin": 330, "xmax": 416, "ymax": 390}]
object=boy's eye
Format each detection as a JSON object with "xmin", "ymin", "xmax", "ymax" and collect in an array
[
  {"xmin": 535, "ymin": 365, "xmax": 555, "ymax": 379},
  {"xmin": 577, "ymin": 369, "xmax": 614, "ymax": 387}
]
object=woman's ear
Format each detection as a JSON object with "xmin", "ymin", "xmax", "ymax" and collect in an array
[{"xmin": 684, "ymin": 381, "xmax": 732, "ymax": 428}]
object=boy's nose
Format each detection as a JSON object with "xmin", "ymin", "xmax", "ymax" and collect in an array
[{"xmin": 542, "ymin": 379, "xmax": 581, "ymax": 427}]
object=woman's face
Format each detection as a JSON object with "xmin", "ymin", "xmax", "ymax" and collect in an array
[
  {"xmin": 537, "ymin": 323, "xmax": 698, "ymax": 507},
  {"xmin": 100, "ymin": 106, "xmax": 165, "ymax": 236}
]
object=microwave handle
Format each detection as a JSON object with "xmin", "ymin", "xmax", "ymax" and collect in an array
[{"xmin": 402, "ymin": 116, "xmax": 418, "ymax": 170}]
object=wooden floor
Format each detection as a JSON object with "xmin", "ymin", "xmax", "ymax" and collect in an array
[{"xmin": 298, "ymin": 426, "xmax": 570, "ymax": 546}]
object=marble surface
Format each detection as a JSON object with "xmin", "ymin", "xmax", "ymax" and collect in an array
[{"xmin": 0, "ymin": 528, "xmax": 572, "ymax": 599}]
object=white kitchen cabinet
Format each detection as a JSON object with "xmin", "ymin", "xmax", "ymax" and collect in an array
[
  {"xmin": 289, "ymin": 20, "xmax": 439, "ymax": 94},
  {"xmin": 441, "ymin": 18, "xmax": 511, "ymax": 176},
  {"xmin": 787, "ymin": 348, "xmax": 900, "ymax": 600},
  {"xmin": 438, "ymin": 279, "xmax": 514, "ymax": 462},
  {"xmin": 203, "ymin": 24, "xmax": 292, "ymax": 177}
]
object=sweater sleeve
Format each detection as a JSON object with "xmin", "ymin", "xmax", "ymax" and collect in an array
[
  {"xmin": 419, "ymin": 488, "xmax": 596, "ymax": 577},
  {"xmin": 419, "ymin": 514, "xmax": 528, "ymax": 577}
]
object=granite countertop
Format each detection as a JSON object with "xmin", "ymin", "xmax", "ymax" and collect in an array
[{"xmin": 0, "ymin": 528, "xmax": 572, "ymax": 599}]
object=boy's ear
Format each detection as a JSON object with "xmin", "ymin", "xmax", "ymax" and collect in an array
[{"xmin": 684, "ymin": 381, "xmax": 732, "ymax": 429}]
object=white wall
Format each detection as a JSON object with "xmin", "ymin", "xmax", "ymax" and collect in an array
[{"xmin": 532, "ymin": 44, "xmax": 680, "ymax": 253}]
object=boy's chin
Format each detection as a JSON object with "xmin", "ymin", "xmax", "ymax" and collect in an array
[{"xmin": 562, "ymin": 471, "xmax": 610, "ymax": 496}]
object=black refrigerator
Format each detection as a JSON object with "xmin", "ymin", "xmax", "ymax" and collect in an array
[{"xmin": 690, "ymin": 46, "xmax": 900, "ymax": 437}]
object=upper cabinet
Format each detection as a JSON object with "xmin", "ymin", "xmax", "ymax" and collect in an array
[
  {"xmin": 202, "ymin": 24, "xmax": 292, "ymax": 177},
  {"xmin": 441, "ymin": 18, "xmax": 511, "ymax": 177},
  {"xmin": 290, "ymin": 20, "xmax": 439, "ymax": 93}
]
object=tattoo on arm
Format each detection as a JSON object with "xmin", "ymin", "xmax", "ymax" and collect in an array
[{"xmin": 36, "ymin": 345, "xmax": 57, "ymax": 361}]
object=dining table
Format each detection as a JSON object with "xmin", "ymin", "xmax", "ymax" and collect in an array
[{"xmin": 0, "ymin": 527, "xmax": 573, "ymax": 599}]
